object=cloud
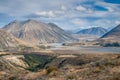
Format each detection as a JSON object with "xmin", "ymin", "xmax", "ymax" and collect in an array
[
  {"xmin": 96, "ymin": 1, "xmax": 120, "ymax": 12},
  {"xmin": 105, "ymin": 7, "xmax": 114, "ymax": 12},
  {"xmin": 75, "ymin": 5, "xmax": 87, "ymax": 11},
  {"xmin": 0, "ymin": 0, "xmax": 120, "ymax": 29},
  {"xmin": 61, "ymin": 5, "xmax": 67, "ymax": 10},
  {"xmin": 115, "ymin": 21, "xmax": 120, "ymax": 25},
  {"xmin": 69, "ymin": 17, "xmax": 117, "ymax": 29},
  {"xmin": 35, "ymin": 11, "xmax": 56, "ymax": 18},
  {"xmin": 70, "ymin": 18, "xmax": 92, "ymax": 29},
  {"xmin": 33, "ymin": 10, "xmax": 65, "ymax": 18}
]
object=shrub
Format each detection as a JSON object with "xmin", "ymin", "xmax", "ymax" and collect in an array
[
  {"xmin": 112, "ymin": 42, "xmax": 120, "ymax": 47},
  {"xmin": 93, "ymin": 42, "xmax": 100, "ymax": 45},
  {"xmin": 46, "ymin": 66, "xmax": 58, "ymax": 74},
  {"xmin": 67, "ymin": 74, "xmax": 77, "ymax": 80},
  {"xmin": 38, "ymin": 45, "xmax": 46, "ymax": 49},
  {"xmin": 8, "ymin": 76, "xmax": 17, "ymax": 80},
  {"xmin": 38, "ymin": 45, "xmax": 51, "ymax": 49},
  {"xmin": 103, "ymin": 42, "xmax": 120, "ymax": 47},
  {"xmin": 93, "ymin": 67, "xmax": 101, "ymax": 73},
  {"xmin": 62, "ymin": 43, "xmax": 66, "ymax": 46},
  {"xmin": 110, "ymin": 74, "xmax": 120, "ymax": 80},
  {"xmin": 24, "ymin": 54, "xmax": 54, "ymax": 72}
]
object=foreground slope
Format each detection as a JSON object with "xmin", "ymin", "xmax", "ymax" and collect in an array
[
  {"xmin": 3, "ymin": 20, "xmax": 75, "ymax": 45},
  {"xmin": 0, "ymin": 52, "xmax": 120, "ymax": 80}
]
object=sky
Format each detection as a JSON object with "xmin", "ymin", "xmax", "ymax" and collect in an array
[{"xmin": 0, "ymin": 0, "xmax": 120, "ymax": 30}]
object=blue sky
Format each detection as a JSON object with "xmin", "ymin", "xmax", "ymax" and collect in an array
[{"xmin": 0, "ymin": 0, "xmax": 120, "ymax": 30}]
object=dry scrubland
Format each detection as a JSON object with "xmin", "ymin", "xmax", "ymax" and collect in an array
[{"xmin": 0, "ymin": 51, "xmax": 120, "ymax": 80}]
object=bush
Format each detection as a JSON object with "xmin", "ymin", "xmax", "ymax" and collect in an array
[
  {"xmin": 93, "ymin": 42, "xmax": 100, "ymax": 45},
  {"xmin": 62, "ymin": 43, "xmax": 66, "ymax": 46},
  {"xmin": 24, "ymin": 54, "xmax": 54, "ymax": 72},
  {"xmin": 67, "ymin": 74, "xmax": 77, "ymax": 80},
  {"xmin": 46, "ymin": 66, "xmax": 58, "ymax": 74},
  {"xmin": 38, "ymin": 45, "xmax": 51, "ymax": 49},
  {"xmin": 93, "ymin": 67, "xmax": 102, "ymax": 73},
  {"xmin": 110, "ymin": 74, "xmax": 120, "ymax": 80},
  {"xmin": 38, "ymin": 45, "xmax": 46, "ymax": 49},
  {"xmin": 103, "ymin": 42, "xmax": 120, "ymax": 47},
  {"xmin": 8, "ymin": 76, "xmax": 17, "ymax": 80}
]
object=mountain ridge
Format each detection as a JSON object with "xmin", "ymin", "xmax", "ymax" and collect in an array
[
  {"xmin": 102, "ymin": 24, "xmax": 120, "ymax": 38},
  {"xmin": 3, "ymin": 19, "xmax": 76, "ymax": 45},
  {"xmin": 76, "ymin": 27, "xmax": 107, "ymax": 37}
]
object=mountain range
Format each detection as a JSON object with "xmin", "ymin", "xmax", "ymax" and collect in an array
[
  {"xmin": 76, "ymin": 27, "xmax": 107, "ymax": 37},
  {"xmin": 3, "ymin": 19, "xmax": 76, "ymax": 45}
]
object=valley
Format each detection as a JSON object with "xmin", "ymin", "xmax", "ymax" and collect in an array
[
  {"xmin": 0, "ymin": 19, "xmax": 120, "ymax": 80},
  {"xmin": 1, "ymin": 0, "xmax": 120, "ymax": 79}
]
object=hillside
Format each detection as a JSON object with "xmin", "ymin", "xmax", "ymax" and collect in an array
[
  {"xmin": 99, "ymin": 24, "xmax": 120, "ymax": 44},
  {"xmin": 3, "ymin": 20, "xmax": 76, "ymax": 45},
  {"xmin": 102, "ymin": 24, "xmax": 120, "ymax": 38},
  {"xmin": 76, "ymin": 27, "xmax": 107, "ymax": 37},
  {"xmin": 0, "ymin": 29, "xmax": 19, "ymax": 51}
]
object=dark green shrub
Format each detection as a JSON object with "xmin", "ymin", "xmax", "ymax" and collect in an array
[
  {"xmin": 103, "ymin": 42, "xmax": 120, "ymax": 47},
  {"xmin": 24, "ymin": 54, "xmax": 54, "ymax": 72},
  {"xmin": 46, "ymin": 66, "xmax": 58, "ymax": 74}
]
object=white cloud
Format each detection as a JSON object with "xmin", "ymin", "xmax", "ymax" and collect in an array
[
  {"xmin": 70, "ymin": 17, "xmax": 117, "ymax": 29},
  {"xmin": 115, "ymin": 21, "xmax": 120, "ymax": 25},
  {"xmin": 61, "ymin": 5, "xmax": 67, "ymax": 10},
  {"xmin": 105, "ymin": 7, "xmax": 114, "ymax": 12},
  {"xmin": 70, "ymin": 18, "xmax": 90, "ymax": 28},
  {"xmin": 35, "ymin": 10, "xmax": 65, "ymax": 18},
  {"xmin": 35, "ymin": 11, "xmax": 55, "ymax": 18},
  {"xmin": 75, "ymin": 5, "xmax": 87, "ymax": 11},
  {"xmin": 0, "ymin": 0, "xmax": 120, "ymax": 29}
]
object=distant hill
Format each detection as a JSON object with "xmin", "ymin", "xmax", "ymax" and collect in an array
[
  {"xmin": 76, "ymin": 27, "xmax": 107, "ymax": 37},
  {"xmin": 98, "ymin": 24, "xmax": 120, "ymax": 44},
  {"xmin": 65, "ymin": 28, "xmax": 81, "ymax": 34},
  {"xmin": 102, "ymin": 24, "xmax": 120, "ymax": 38},
  {"xmin": 3, "ymin": 19, "xmax": 76, "ymax": 45}
]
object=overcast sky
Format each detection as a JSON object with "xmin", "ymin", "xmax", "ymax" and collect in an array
[{"xmin": 0, "ymin": 0, "xmax": 120, "ymax": 30}]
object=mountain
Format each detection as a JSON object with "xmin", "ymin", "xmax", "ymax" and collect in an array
[
  {"xmin": 102, "ymin": 24, "xmax": 120, "ymax": 38},
  {"xmin": 0, "ymin": 29, "xmax": 19, "ymax": 51},
  {"xmin": 76, "ymin": 27, "xmax": 107, "ymax": 37},
  {"xmin": 98, "ymin": 24, "xmax": 120, "ymax": 44},
  {"xmin": 3, "ymin": 19, "xmax": 76, "ymax": 45},
  {"xmin": 65, "ymin": 28, "xmax": 81, "ymax": 34}
]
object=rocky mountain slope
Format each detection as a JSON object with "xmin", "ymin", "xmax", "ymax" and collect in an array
[
  {"xmin": 0, "ymin": 29, "xmax": 19, "ymax": 51},
  {"xmin": 3, "ymin": 20, "xmax": 75, "ymax": 45},
  {"xmin": 76, "ymin": 27, "xmax": 107, "ymax": 37},
  {"xmin": 99, "ymin": 24, "xmax": 120, "ymax": 44},
  {"xmin": 102, "ymin": 24, "xmax": 120, "ymax": 38}
]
